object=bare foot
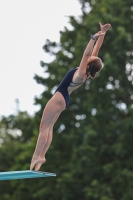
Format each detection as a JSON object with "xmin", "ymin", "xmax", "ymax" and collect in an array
[{"xmin": 30, "ymin": 157, "xmax": 46, "ymax": 171}]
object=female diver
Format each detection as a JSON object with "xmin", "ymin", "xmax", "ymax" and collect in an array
[{"xmin": 30, "ymin": 22, "xmax": 111, "ymax": 171}]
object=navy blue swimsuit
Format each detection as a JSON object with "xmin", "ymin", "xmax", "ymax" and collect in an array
[{"xmin": 54, "ymin": 67, "xmax": 81, "ymax": 108}]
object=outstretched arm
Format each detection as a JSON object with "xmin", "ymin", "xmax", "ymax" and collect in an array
[
  {"xmin": 92, "ymin": 22, "xmax": 111, "ymax": 56},
  {"xmin": 78, "ymin": 31, "xmax": 105, "ymax": 77},
  {"xmin": 91, "ymin": 34, "xmax": 105, "ymax": 56}
]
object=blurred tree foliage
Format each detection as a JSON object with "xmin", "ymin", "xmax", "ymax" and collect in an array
[{"xmin": 0, "ymin": 0, "xmax": 133, "ymax": 199}]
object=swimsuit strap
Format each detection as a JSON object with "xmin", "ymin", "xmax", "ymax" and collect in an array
[{"xmin": 69, "ymin": 81, "xmax": 84, "ymax": 87}]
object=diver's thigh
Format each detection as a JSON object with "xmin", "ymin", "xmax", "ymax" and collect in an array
[{"xmin": 40, "ymin": 93, "xmax": 65, "ymax": 126}]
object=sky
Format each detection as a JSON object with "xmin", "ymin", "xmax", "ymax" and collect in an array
[{"xmin": 0, "ymin": 0, "xmax": 82, "ymax": 117}]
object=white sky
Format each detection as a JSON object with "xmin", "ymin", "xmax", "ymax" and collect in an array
[{"xmin": 0, "ymin": 0, "xmax": 82, "ymax": 117}]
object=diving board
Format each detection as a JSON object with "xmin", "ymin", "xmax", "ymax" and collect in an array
[{"xmin": 0, "ymin": 170, "xmax": 56, "ymax": 181}]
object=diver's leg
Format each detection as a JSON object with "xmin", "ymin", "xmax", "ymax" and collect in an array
[
  {"xmin": 32, "ymin": 116, "xmax": 61, "ymax": 171},
  {"xmin": 40, "ymin": 112, "xmax": 60, "ymax": 158},
  {"xmin": 31, "ymin": 113, "xmax": 61, "ymax": 171},
  {"xmin": 30, "ymin": 92, "xmax": 65, "ymax": 171}
]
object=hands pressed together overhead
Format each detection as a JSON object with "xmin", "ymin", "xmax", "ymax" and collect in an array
[
  {"xmin": 93, "ymin": 22, "xmax": 111, "ymax": 40},
  {"xmin": 99, "ymin": 22, "xmax": 111, "ymax": 33}
]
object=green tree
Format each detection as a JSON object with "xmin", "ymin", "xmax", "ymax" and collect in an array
[
  {"xmin": 0, "ymin": 111, "xmax": 38, "ymax": 200},
  {"xmin": 0, "ymin": 118, "xmax": 21, "ymax": 199},
  {"xmin": 1, "ymin": 0, "xmax": 133, "ymax": 199}
]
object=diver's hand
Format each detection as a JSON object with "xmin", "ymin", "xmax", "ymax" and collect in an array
[{"xmin": 99, "ymin": 22, "xmax": 111, "ymax": 33}]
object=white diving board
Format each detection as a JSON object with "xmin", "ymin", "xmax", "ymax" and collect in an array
[{"xmin": 0, "ymin": 170, "xmax": 56, "ymax": 181}]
